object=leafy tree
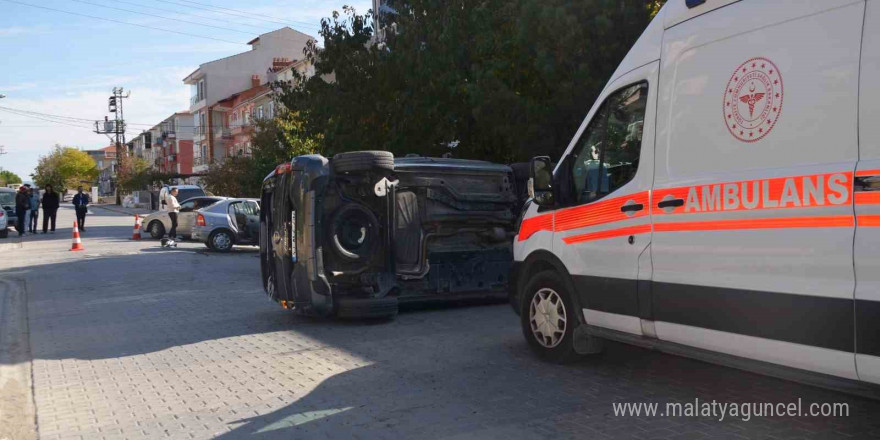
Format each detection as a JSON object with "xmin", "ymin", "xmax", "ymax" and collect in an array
[
  {"xmin": 279, "ymin": 0, "xmax": 664, "ymax": 163},
  {"xmin": 0, "ymin": 170, "xmax": 22, "ymax": 186},
  {"xmin": 203, "ymin": 111, "xmax": 322, "ymax": 197},
  {"xmin": 33, "ymin": 145, "xmax": 98, "ymax": 192},
  {"xmin": 116, "ymin": 156, "xmax": 170, "ymax": 192}
]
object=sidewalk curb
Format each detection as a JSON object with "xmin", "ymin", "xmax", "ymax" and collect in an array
[
  {"xmin": 92, "ymin": 205, "xmax": 151, "ymax": 217},
  {"xmin": 0, "ymin": 278, "xmax": 37, "ymax": 440}
]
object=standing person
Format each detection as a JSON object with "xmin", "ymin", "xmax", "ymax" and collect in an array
[
  {"xmin": 72, "ymin": 186, "xmax": 90, "ymax": 231},
  {"xmin": 22, "ymin": 185, "xmax": 32, "ymax": 234},
  {"xmin": 29, "ymin": 187, "xmax": 40, "ymax": 233},
  {"xmin": 14, "ymin": 186, "xmax": 30, "ymax": 236},
  {"xmin": 166, "ymin": 187, "xmax": 181, "ymax": 245},
  {"xmin": 41, "ymin": 184, "xmax": 59, "ymax": 233}
]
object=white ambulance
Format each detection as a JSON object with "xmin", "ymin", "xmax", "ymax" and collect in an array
[{"xmin": 514, "ymin": 0, "xmax": 880, "ymax": 390}]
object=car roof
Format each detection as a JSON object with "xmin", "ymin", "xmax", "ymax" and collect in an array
[{"xmin": 0, "ymin": 188, "xmax": 15, "ymax": 192}]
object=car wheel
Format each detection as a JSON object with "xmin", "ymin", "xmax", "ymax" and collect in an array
[
  {"xmin": 209, "ymin": 230, "xmax": 234, "ymax": 252},
  {"xmin": 149, "ymin": 221, "xmax": 165, "ymax": 239},
  {"xmin": 0, "ymin": 228, "xmax": 7, "ymax": 238},
  {"xmin": 520, "ymin": 270, "xmax": 581, "ymax": 363},
  {"xmin": 332, "ymin": 151, "xmax": 394, "ymax": 173}
]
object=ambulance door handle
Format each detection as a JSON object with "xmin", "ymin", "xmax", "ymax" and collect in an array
[
  {"xmin": 658, "ymin": 199, "xmax": 684, "ymax": 209},
  {"xmin": 620, "ymin": 203, "xmax": 644, "ymax": 213}
]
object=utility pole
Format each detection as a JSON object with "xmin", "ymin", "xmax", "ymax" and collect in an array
[{"xmin": 94, "ymin": 87, "xmax": 129, "ymax": 204}]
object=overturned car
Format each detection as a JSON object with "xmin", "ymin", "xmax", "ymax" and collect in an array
[{"xmin": 260, "ymin": 151, "xmax": 521, "ymax": 318}]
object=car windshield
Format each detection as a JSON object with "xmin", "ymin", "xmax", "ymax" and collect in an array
[
  {"xmin": 0, "ymin": 192, "xmax": 15, "ymax": 207},
  {"xmin": 176, "ymin": 188, "xmax": 205, "ymax": 202}
]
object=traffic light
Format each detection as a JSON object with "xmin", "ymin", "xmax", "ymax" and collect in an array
[{"xmin": 109, "ymin": 96, "xmax": 117, "ymax": 113}]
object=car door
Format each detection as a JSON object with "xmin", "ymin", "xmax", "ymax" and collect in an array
[
  {"xmin": 550, "ymin": 62, "xmax": 658, "ymax": 336},
  {"xmin": 177, "ymin": 200, "xmax": 197, "ymax": 237},
  {"xmin": 651, "ymin": 0, "xmax": 862, "ymax": 379},
  {"xmin": 856, "ymin": 0, "xmax": 880, "ymax": 385}
]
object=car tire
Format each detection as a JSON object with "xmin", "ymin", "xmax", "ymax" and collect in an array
[
  {"xmin": 0, "ymin": 228, "xmax": 7, "ymax": 238},
  {"xmin": 149, "ymin": 221, "xmax": 165, "ymax": 239},
  {"xmin": 520, "ymin": 270, "xmax": 581, "ymax": 364},
  {"xmin": 332, "ymin": 151, "xmax": 394, "ymax": 173},
  {"xmin": 209, "ymin": 229, "xmax": 234, "ymax": 253}
]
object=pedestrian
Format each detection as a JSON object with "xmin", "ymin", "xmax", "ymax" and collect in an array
[
  {"xmin": 29, "ymin": 186, "xmax": 40, "ymax": 233},
  {"xmin": 42, "ymin": 184, "xmax": 59, "ymax": 233},
  {"xmin": 165, "ymin": 187, "xmax": 180, "ymax": 245},
  {"xmin": 22, "ymin": 185, "xmax": 32, "ymax": 234},
  {"xmin": 14, "ymin": 186, "xmax": 30, "ymax": 237},
  {"xmin": 72, "ymin": 186, "xmax": 90, "ymax": 231}
]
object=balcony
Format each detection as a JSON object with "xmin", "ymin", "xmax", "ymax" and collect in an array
[
  {"xmin": 220, "ymin": 128, "xmax": 232, "ymax": 139},
  {"xmin": 231, "ymin": 123, "xmax": 253, "ymax": 135},
  {"xmin": 193, "ymin": 156, "xmax": 208, "ymax": 166},
  {"xmin": 163, "ymin": 131, "xmax": 176, "ymax": 139},
  {"xmin": 190, "ymin": 95, "xmax": 205, "ymax": 108}
]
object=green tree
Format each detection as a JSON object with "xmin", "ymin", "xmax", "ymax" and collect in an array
[
  {"xmin": 33, "ymin": 145, "xmax": 98, "ymax": 192},
  {"xmin": 202, "ymin": 110, "xmax": 322, "ymax": 197},
  {"xmin": 0, "ymin": 170, "xmax": 22, "ymax": 186},
  {"xmin": 279, "ymin": 0, "xmax": 664, "ymax": 163}
]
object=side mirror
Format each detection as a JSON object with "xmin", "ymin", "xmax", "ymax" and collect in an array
[{"xmin": 528, "ymin": 156, "xmax": 554, "ymax": 207}]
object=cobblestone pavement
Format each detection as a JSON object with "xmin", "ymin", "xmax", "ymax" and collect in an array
[{"xmin": 1, "ymin": 206, "xmax": 879, "ymax": 439}]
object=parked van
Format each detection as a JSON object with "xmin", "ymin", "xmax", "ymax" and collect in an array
[{"xmin": 513, "ymin": 0, "xmax": 880, "ymax": 390}]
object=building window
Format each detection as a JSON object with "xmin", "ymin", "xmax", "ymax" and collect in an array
[
  {"xmin": 257, "ymin": 105, "xmax": 264, "ymax": 120},
  {"xmin": 268, "ymin": 102, "xmax": 275, "ymax": 118}
]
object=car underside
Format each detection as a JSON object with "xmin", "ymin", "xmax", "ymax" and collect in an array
[{"xmin": 260, "ymin": 151, "xmax": 522, "ymax": 318}]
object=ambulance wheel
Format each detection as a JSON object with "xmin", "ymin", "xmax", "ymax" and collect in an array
[{"xmin": 520, "ymin": 270, "xmax": 580, "ymax": 363}]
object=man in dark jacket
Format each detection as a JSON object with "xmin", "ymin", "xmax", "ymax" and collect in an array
[
  {"xmin": 14, "ymin": 186, "xmax": 30, "ymax": 236},
  {"xmin": 41, "ymin": 184, "xmax": 60, "ymax": 233},
  {"xmin": 72, "ymin": 186, "xmax": 89, "ymax": 231}
]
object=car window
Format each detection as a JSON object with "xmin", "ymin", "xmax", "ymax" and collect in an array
[
  {"xmin": 0, "ymin": 192, "xmax": 14, "ymax": 207},
  {"xmin": 567, "ymin": 82, "xmax": 647, "ymax": 205},
  {"xmin": 176, "ymin": 189, "xmax": 205, "ymax": 202},
  {"xmin": 180, "ymin": 201, "xmax": 195, "ymax": 212},
  {"xmin": 193, "ymin": 198, "xmax": 217, "ymax": 210}
]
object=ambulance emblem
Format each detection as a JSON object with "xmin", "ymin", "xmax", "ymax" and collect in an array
[{"xmin": 723, "ymin": 57, "xmax": 783, "ymax": 143}]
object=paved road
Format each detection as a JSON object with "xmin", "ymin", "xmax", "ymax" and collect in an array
[{"xmin": 1, "ymin": 205, "xmax": 879, "ymax": 440}]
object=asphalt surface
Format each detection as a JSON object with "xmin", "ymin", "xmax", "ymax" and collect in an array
[{"xmin": 1, "ymin": 205, "xmax": 879, "ymax": 439}]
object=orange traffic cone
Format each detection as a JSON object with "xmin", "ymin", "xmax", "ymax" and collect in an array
[
  {"xmin": 131, "ymin": 214, "xmax": 142, "ymax": 240},
  {"xmin": 70, "ymin": 221, "xmax": 84, "ymax": 251}
]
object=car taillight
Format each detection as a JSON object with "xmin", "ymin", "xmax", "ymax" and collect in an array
[
  {"xmin": 0, "ymin": 211, "xmax": 5, "ymax": 217},
  {"xmin": 196, "ymin": 214, "xmax": 206, "ymax": 226},
  {"xmin": 275, "ymin": 162, "xmax": 292, "ymax": 174}
]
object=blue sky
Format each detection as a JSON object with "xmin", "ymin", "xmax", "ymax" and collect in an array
[{"xmin": 0, "ymin": 0, "xmax": 370, "ymax": 182}]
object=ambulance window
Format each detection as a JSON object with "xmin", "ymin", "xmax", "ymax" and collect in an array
[
  {"xmin": 569, "ymin": 82, "xmax": 647, "ymax": 205},
  {"xmin": 571, "ymin": 105, "xmax": 609, "ymax": 204},
  {"xmin": 604, "ymin": 83, "xmax": 647, "ymax": 193}
]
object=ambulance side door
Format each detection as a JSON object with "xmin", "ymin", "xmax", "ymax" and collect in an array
[
  {"xmin": 856, "ymin": 0, "xmax": 880, "ymax": 385},
  {"xmin": 551, "ymin": 62, "xmax": 658, "ymax": 336},
  {"xmin": 652, "ymin": 0, "xmax": 862, "ymax": 379}
]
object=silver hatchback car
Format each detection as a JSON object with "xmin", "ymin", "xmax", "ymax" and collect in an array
[{"xmin": 191, "ymin": 198, "xmax": 260, "ymax": 252}]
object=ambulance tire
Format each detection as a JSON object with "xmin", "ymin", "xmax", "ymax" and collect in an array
[{"xmin": 520, "ymin": 270, "xmax": 582, "ymax": 363}]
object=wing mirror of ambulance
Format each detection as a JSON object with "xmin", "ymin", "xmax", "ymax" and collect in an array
[{"xmin": 528, "ymin": 156, "xmax": 554, "ymax": 207}]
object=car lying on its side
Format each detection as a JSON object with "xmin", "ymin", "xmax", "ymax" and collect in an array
[
  {"xmin": 260, "ymin": 151, "xmax": 520, "ymax": 318},
  {"xmin": 191, "ymin": 198, "xmax": 260, "ymax": 252},
  {"xmin": 141, "ymin": 196, "xmax": 227, "ymax": 239}
]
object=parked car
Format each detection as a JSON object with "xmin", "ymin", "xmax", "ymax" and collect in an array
[
  {"xmin": 0, "ymin": 187, "xmax": 16, "ymax": 235},
  {"xmin": 191, "ymin": 198, "xmax": 260, "ymax": 252},
  {"xmin": 158, "ymin": 185, "xmax": 208, "ymax": 211},
  {"xmin": 260, "ymin": 152, "xmax": 520, "ymax": 318},
  {"xmin": 141, "ymin": 196, "xmax": 227, "ymax": 239},
  {"xmin": 513, "ymin": 0, "xmax": 880, "ymax": 391}
]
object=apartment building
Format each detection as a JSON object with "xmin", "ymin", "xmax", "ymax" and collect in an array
[
  {"xmin": 183, "ymin": 27, "xmax": 314, "ymax": 172},
  {"xmin": 85, "ymin": 145, "xmax": 118, "ymax": 196},
  {"xmin": 152, "ymin": 112, "xmax": 194, "ymax": 175}
]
